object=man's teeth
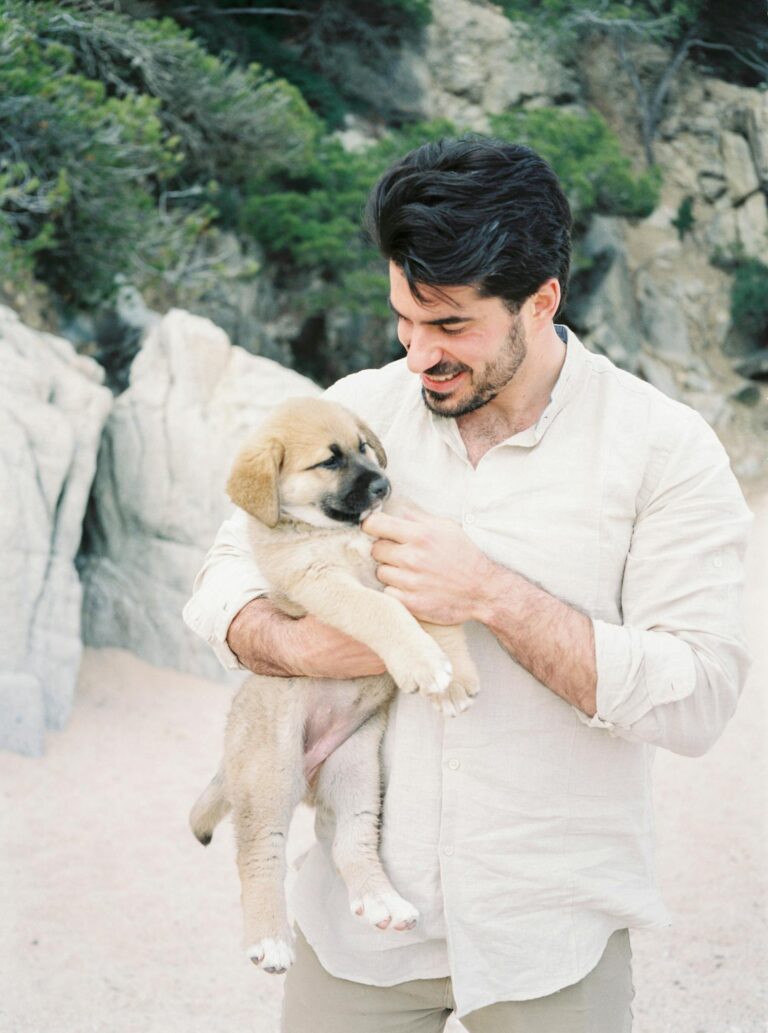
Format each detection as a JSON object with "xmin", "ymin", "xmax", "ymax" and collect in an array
[{"xmin": 429, "ymin": 372, "xmax": 461, "ymax": 381}]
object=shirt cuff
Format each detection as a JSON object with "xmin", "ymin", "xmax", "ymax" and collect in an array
[
  {"xmin": 182, "ymin": 587, "xmax": 266, "ymax": 672},
  {"xmin": 583, "ymin": 618, "xmax": 699, "ymax": 731}
]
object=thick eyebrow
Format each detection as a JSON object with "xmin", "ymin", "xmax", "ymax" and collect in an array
[{"xmin": 387, "ymin": 298, "xmax": 473, "ymax": 326}]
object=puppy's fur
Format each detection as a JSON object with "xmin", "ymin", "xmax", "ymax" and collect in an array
[{"xmin": 190, "ymin": 397, "xmax": 478, "ymax": 974}]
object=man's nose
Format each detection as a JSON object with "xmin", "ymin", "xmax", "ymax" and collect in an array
[{"xmin": 403, "ymin": 325, "xmax": 443, "ymax": 375}]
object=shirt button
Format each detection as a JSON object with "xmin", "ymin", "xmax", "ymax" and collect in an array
[
  {"xmin": 463, "ymin": 513, "xmax": 475, "ymax": 525},
  {"xmin": 443, "ymin": 845, "xmax": 454, "ymax": 856},
  {"xmin": 447, "ymin": 758, "xmax": 460, "ymax": 770},
  {"xmin": 713, "ymin": 556, "xmax": 723, "ymax": 568}
]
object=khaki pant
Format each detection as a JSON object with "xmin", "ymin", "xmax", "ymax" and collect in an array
[{"xmin": 281, "ymin": 927, "xmax": 634, "ymax": 1033}]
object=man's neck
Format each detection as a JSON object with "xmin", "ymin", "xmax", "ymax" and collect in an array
[{"xmin": 456, "ymin": 324, "xmax": 567, "ymax": 466}]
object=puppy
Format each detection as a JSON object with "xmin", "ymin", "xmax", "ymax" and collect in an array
[{"xmin": 189, "ymin": 397, "xmax": 478, "ymax": 974}]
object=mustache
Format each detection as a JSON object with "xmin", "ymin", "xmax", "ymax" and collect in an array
[{"xmin": 425, "ymin": 361, "xmax": 470, "ymax": 377}]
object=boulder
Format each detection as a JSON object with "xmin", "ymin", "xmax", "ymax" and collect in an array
[
  {"xmin": 78, "ymin": 310, "xmax": 320, "ymax": 683},
  {"xmin": 394, "ymin": 0, "xmax": 577, "ymax": 129},
  {"xmin": 730, "ymin": 89, "xmax": 768, "ymax": 189},
  {"xmin": 0, "ymin": 307, "xmax": 112, "ymax": 755},
  {"xmin": 636, "ymin": 271, "xmax": 694, "ymax": 368},
  {"xmin": 568, "ymin": 216, "xmax": 643, "ymax": 369},
  {"xmin": 720, "ymin": 130, "xmax": 760, "ymax": 204}
]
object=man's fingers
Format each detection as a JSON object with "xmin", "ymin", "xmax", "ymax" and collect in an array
[
  {"xmin": 370, "ymin": 539, "xmax": 402, "ymax": 565},
  {"xmin": 363, "ymin": 511, "xmax": 419, "ymax": 543},
  {"xmin": 375, "ymin": 563, "xmax": 416, "ymax": 590}
]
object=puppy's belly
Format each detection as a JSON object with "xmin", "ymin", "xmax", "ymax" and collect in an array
[{"xmin": 301, "ymin": 681, "xmax": 382, "ymax": 785}]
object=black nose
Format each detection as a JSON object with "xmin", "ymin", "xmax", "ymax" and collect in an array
[{"xmin": 369, "ymin": 476, "xmax": 389, "ymax": 499}]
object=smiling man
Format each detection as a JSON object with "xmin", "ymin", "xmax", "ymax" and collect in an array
[{"xmin": 183, "ymin": 137, "xmax": 751, "ymax": 1033}]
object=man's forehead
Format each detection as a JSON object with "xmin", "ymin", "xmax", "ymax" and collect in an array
[{"xmin": 389, "ymin": 273, "xmax": 483, "ymax": 313}]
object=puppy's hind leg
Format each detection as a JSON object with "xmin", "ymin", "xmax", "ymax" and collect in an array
[
  {"xmin": 315, "ymin": 705, "xmax": 419, "ymax": 933},
  {"xmin": 227, "ymin": 680, "xmax": 305, "ymax": 974},
  {"xmin": 189, "ymin": 767, "xmax": 231, "ymax": 846}
]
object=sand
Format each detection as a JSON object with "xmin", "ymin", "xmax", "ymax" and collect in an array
[{"xmin": 1, "ymin": 493, "xmax": 766, "ymax": 1033}]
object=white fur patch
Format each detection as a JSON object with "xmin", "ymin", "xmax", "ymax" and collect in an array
[
  {"xmin": 246, "ymin": 937, "xmax": 295, "ymax": 974},
  {"xmin": 349, "ymin": 890, "xmax": 420, "ymax": 931}
]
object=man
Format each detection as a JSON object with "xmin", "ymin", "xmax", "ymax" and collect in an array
[{"xmin": 183, "ymin": 138, "xmax": 752, "ymax": 1032}]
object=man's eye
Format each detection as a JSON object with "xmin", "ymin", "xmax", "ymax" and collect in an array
[{"xmin": 442, "ymin": 325, "xmax": 467, "ymax": 336}]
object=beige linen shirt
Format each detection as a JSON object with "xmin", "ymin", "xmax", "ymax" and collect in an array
[{"xmin": 183, "ymin": 328, "xmax": 751, "ymax": 1018}]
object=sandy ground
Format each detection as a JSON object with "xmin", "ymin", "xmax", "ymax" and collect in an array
[{"xmin": 1, "ymin": 494, "xmax": 766, "ymax": 1033}]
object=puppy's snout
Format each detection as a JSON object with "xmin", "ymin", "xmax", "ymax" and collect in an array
[{"xmin": 369, "ymin": 475, "xmax": 389, "ymax": 500}]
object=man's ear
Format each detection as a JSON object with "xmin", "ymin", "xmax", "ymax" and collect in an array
[
  {"xmin": 356, "ymin": 417, "xmax": 387, "ymax": 469},
  {"xmin": 226, "ymin": 437, "xmax": 285, "ymax": 527}
]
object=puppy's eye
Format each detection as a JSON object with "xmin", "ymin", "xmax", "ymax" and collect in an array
[
  {"xmin": 317, "ymin": 454, "xmax": 342, "ymax": 470},
  {"xmin": 358, "ymin": 440, "xmax": 367, "ymax": 454}
]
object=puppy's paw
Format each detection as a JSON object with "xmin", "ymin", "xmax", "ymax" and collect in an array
[
  {"xmin": 350, "ymin": 889, "xmax": 419, "ymax": 931},
  {"xmin": 393, "ymin": 644, "xmax": 452, "ymax": 701},
  {"xmin": 246, "ymin": 936, "xmax": 295, "ymax": 974},
  {"xmin": 431, "ymin": 669, "xmax": 480, "ymax": 718}
]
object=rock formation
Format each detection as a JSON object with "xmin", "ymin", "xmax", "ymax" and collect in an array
[
  {"xmin": 0, "ymin": 307, "xmax": 112, "ymax": 755},
  {"xmin": 78, "ymin": 309, "xmax": 319, "ymax": 683}
]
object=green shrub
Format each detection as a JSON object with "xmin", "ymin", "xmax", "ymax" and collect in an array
[
  {"xmin": 0, "ymin": 8, "xmax": 180, "ymax": 303},
  {"xmin": 671, "ymin": 195, "xmax": 695, "ymax": 240},
  {"xmin": 490, "ymin": 108, "xmax": 661, "ymax": 230},
  {"xmin": 241, "ymin": 121, "xmax": 457, "ymax": 315},
  {"xmin": 0, "ymin": 1, "xmax": 317, "ymax": 305},
  {"xmin": 730, "ymin": 258, "xmax": 768, "ymax": 346}
]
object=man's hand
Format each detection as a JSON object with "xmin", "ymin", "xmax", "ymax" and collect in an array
[
  {"xmin": 363, "ymin": 505, "xmax": 597, "ymax": 716},
  {"xmin": 227, "ymin": 597, "xmax": 386, "ymax": 679},
  {"xmin": 362, "ymin": 504, "xmax": 494, "ymax": 625}
]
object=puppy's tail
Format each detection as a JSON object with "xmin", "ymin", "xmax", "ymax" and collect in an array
[{"xmin": 189, "ymin": 768, "xmax": 231, "ymax": 846}]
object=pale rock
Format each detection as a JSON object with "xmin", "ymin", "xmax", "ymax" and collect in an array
[
  {"xmin": 704, "ymin": 191, "xmax": 768, "ymax": 261},
  {"xmin": 78, "ymin": 310, "xmax": 320, "ymax": 683},
  {"xmin": 394, "ymin": 0, "xmax": 576, "ymax": 129},
  {"xmin": 0, "ymin": 306, "xmax": 112, "ymax": 755},
  {"xmin": 637, "ymin": 351, "xmax": 680, "ymax": 400},
  {"xmin": 734, "ymin": 192, "xmax": 768, "ymax": 260},
  {"xmin": 698, "ymin": 169, "xmax": 727, "ymax": 203},
  {"xmin": 684, "ymin": 389, "xmax": 729, "ymax": 428},
  {"xmin": 720, "ymin": 131, "xmax": 760, "ymax": 204},
  {"xmin": 636, "ymin": 272, "xmax": 693, "ymax": 367},
  {"xmin": 569, "ymin": 217, "xmax": 643, "ymax": 368},
  {"xmin": 732, "ymin": 90, "xmax": 768, "ymax": 188}
]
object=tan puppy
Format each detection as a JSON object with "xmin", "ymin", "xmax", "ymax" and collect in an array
[{"xmin": 190, "ymin": 397, "xmax": 478, "ymax": 974}]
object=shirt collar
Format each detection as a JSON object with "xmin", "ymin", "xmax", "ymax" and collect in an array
[{"xmin": 423, "ymin": 324, "xmax": 587, "ymax": 457}]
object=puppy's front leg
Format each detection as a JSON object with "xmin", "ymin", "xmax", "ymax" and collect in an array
[
  {"xmin": 420, "ymin": 622, "xmax": 480, "ymax": 717},
  {"xmin": 314, "ymin": 702, "xmax": 418, "ymax": 932},
  {"xmin": 290, "ymin": 573, "xmax": 453, "ymax": 705}
]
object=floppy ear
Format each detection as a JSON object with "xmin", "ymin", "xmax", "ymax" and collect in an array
[
  {"xmin": 356, "ymin": 417, "xmax": 387, "ymax": 469},
  {"xmin": 226, "ymin": 437, "xmax": 285, "ymax": 527}
]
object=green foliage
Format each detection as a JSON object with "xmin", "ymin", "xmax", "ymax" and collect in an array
[
  {"xmin": 490, "ymin": 109, "xmax": 661, "ymax": 229},
  {"xmin": 241, "ymin": 121, "xmax": 456, "ymax": 314},
  {"xmin": 168, "ymin": 0, "xmax": 432, "ymax": 127},
  {"xmin": 0, "ymin": 0, "xmax": 317, "ymax": 305},
  {"xmin": 730, "ymin": 259, "xmax": 768, "ymax": 346},
  {"xmin": 671, "ymin": 195, "xmax": 695, "ymax": 240},
  {"xmin": 498, "ymin": 0, "xmax": 767, "ymax": 87},
  {"xmin": 0, "ymin": 5, "xmax": 180, "ymax": 302}
]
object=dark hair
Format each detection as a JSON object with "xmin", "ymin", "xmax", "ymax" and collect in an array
[{"xmin": 364, "ymin": 136, "xmax": 572, "ymax": 313}]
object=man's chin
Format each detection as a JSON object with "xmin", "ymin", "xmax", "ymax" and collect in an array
[{"xmin": 421, "ymin": 386, "xmax": 492, "ymax": 419}]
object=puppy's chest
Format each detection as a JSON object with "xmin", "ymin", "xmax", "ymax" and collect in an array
[{"xmin": 336, "ymin": 532, "xmax": 380, "ymax": 590}]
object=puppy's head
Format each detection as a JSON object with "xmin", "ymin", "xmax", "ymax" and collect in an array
[{"xmin": 227, "ymin": 397, "xmax": 389, "ymax": 529}]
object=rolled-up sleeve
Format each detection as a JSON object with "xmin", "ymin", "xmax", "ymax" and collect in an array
[
  {"xmin": 586, "ymin": 412, "xmax": 753, "ymax": 756},
  {"xmin": 182, "ymin": 506, "xmax": 269, "ymax": 671}
]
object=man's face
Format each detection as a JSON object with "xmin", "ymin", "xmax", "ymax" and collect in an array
[{"xmin": 389, "ymin": 262, "xmax": 527, "ymax": 418}]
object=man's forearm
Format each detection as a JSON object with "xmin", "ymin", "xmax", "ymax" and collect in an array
[
  {"xmin": 227, "ymin": 598, "xmax": 305, "ymax": 676},
  {"xmin": 226, "ymin": 597, "xmax": 388, "ymax": 679},
  {"xmin": 473, "ymin": 563, "xmax": 597, "ymax": 716}
]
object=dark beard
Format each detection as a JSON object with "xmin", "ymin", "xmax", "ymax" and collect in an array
[{"xmin": 421, "ymin": 319, "xmax": 527, "ymax": 418}]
